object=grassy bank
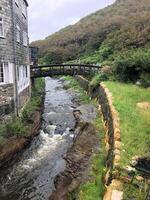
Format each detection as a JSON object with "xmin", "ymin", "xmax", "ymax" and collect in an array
[
  {"xmin": 104, "ymin": 81, "xmax": 150, "ymax": 199},
  {"xmin": 0, "ymin": 78, "xmax": 45, "ymax": 147},
  {"xmin": 104, "ymin": 81, "xmax": 150, "ymax": 166},
  {"xmin": 78, "ymin": 117, "xmax": 105, "ymax": 200},
  {"xmin": 63, "ymin": 76, "xmax": 106, "ymax": 200}
]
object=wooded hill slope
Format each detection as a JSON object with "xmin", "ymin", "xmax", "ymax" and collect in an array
[{"xmin": 31, "ymin": 0, "xmax": 150, "ymax": 64}]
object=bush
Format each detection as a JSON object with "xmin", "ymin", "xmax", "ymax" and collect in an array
[
  {"xmin": 22, "ymin": 78, "xmax": 45, "ymax": 121},
  {"xmin": 22, "ymin": 100, "xmax": 38, "ymax": 120},
  {"xmin": 98, "ymin": 45, "xmax": 113, "ymax": 61},
  {"xmin": 90, "ymin": 73, "xmax": 108, "ymax": 88},
  {"xmin": 113, "ymin": 48, "xmax": 150, "ymax": 83},
  {"xmin": 140, "ymin": 73, "xmax": 150, "ymax": 88},
  {"xmin": 5, "ymin": 119, "xmax": 27, "ymax": 138},
  {"xmin": 0, "ymin": 136, "xmax": 6, "ymax": 147}
]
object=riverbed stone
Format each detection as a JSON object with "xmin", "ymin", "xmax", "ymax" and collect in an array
[
  {"xmin": 74, "ymin": 104, "xmax": 97, "ymax": 122},
  {"xmin": 43, "ymin": 112, "xmax": 76, "ymax": 135}
]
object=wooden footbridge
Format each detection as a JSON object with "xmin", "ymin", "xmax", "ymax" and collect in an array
[{"xmin": 30, "ymin": 64, "xmax": 101, "ymax": 78}]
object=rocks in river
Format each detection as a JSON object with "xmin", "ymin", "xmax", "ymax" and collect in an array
[
  {"xmin": 74, "ymin": 104, "xmax": 97, "ymax": 122},
  {"xmin": 45, "ymin": 125, "xmax": 56, "ymax": 136},
  {"xmin": 43, "ymin": 112, "xmax": 76, "ymax": 135}
]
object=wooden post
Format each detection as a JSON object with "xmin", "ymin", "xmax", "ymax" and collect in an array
[
  {"xmin": 31, "ymin": 77, "xmax": 35, "ymax": 88},
  {"xmin": 84, "ymin": 66, "xmax": 85, "ymax": 75}
]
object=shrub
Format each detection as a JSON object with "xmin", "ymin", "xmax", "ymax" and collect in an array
[
  {"xmin": 90, "ymin": 72, "xmax": 108, "ymax": 88},
  {"xmin": 5, "ymin": 119, "xmax": 27, "ymax": 138},
  {"xmin": 113, "ymin": 48, "xmax": 150, "ymax": 83},
  {"xmin": 22, "ymin": 100, "xmax": 38, "ymax": 121},
  {"xmin": 140, "ymin": 73, "xmax": 150, "ymax": 88},
  {"xmin": 98, "ymin": 45, "xmax": 113, "ymax": 61},
  {"xmin": 0, "ymin": 136, "xmax": 6, "ymax": 147}
]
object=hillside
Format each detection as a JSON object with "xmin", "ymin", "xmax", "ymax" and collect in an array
[{"xmin": 31, "ymin": 0, "xmax": 150, "ymax": 64}]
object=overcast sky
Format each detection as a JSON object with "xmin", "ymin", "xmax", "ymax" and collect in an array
[{"xmin": 28, "ymin": 0, "xmax": 115, "ymax": 42}]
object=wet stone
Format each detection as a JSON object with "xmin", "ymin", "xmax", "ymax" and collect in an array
[{"xmin": 74, "ymin": 104, "xmax": 98, "ymax": 122}]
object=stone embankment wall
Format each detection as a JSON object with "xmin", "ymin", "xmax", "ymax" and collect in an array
[{"xmin": 75, "ymin": 76, "xmax": 123, "ymax": 200}]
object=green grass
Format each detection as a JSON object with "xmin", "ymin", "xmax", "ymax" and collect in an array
[
  {"xmin": 123, "ymin": 183, "xmax": 147, "ymax": 200},
  {"xmin": 104, "ymin": 81, "xmax": 150, "ymax": 166},
  {"xmin": 78, "ymin": 117, "xmax": 106, "ymax": 200},
  {"xmin": 22, "ymin": 78, "xmax": 45, "ymax": 121},
  {"xmin": 104, "ymin": 81, "xmax": 150, "ymax": 200},
  {"xmin": 63, "ymin": 76, "xmax": 106, "ymax": 200}
]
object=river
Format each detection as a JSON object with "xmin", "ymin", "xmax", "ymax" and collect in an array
[{"xmin": 0, "ymin": 77, "xmax": 76, "ymax": 200}]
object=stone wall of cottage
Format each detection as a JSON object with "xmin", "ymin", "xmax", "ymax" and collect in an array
[
  {"xmin": 0, "ymin": 0, "xmax": 29, "ymax": 64},
  {"xmin": 0, "ymin": 84, "xmax": 14, "ymax": 119},
  {"xmin": 14, "ymin": 0, "xmax": 29, "ymax": 65},
  {"xmin": 0, "ymin": 0, "xmax": 30, "ymax": 119},
  {"xmin": 0, "ymin": 0, "xmax": 14, "ymax": 62},
  {"xmin": 18, "ymin": 86, "xmax": 30, "ymax": 109}
]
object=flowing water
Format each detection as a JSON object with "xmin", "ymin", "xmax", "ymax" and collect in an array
[{"xmin": 0, "ymin": 77, "xmax": 76, "ymax": 200}]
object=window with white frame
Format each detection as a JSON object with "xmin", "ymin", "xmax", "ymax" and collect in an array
[
  {"xmin": 3, "ymin": 63, "xmax": 9, "ymax": 83},
  {"xmin": 0, "ymin": 62, "xmax": 9, "ymax": 83},
  {"xmin": 23, "ymin": 66, "xmax": 28, "ymax": 78},
  {"xmin": 22, "ymin": 1, "xmax": 27, "ymax": 18},
  {"xmin": 16, "ymin": 25, "xmax": 21, "ymax": 43},
  {"xmin": 23, "ymin": 31, "xmax": 28, "ymax": 46},
  {"xmin": 0, "ymin": 17, "xmax": 4, "ymax": 37}
]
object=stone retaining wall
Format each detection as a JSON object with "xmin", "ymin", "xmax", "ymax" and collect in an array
[{"xmin": 75, "ymin": 76, "xmax": 123, "ymax": 200}]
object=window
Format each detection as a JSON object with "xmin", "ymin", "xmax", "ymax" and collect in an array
[
  {"xmin": 0, "ymin": 17, "xmax": 4, "ymax": 37},
  {"xmin": 16, "ymin": 25, "xmax": 21, "ymax": 43},
  {"xmin": 22, "ymin": 1, "xmax": 27, "ymax": 18},
  {"xmin": 23, "ymin": 31, "xmax": 28, "ymax": 46},
  {"xmin": 23, "ymin": 66, "xmax": 28, "ymax": 78},
  {"xmin": 17, "ymin": 66, "xmax": 20, "ymax": 81},
  {"xmin": 0, "ymin": 63, "xmax": 9, "ymax": 83},
  {"xmin": 0, "ymin": 63, "xmax": 4, "ymax": 83}
]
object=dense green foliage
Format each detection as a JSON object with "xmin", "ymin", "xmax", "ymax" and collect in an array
[
  {"xmin": 22, "ymin": 78, "xmax": 45, "ymax": 121},
  {"xmin": 32, "ymin": 0, "xmax": 150, "ymax": 65},
  {"xmin": 89, "ymin": 72, "xmax": 109, "ymax": 88},
  {"xmin": 113, "ymin": 48, "xmax": 150, "ymax": 83}
]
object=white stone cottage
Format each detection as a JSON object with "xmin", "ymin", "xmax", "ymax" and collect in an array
[{"xmin": 0, "ymin": 0, "xmax": 30, "ymax": 119}]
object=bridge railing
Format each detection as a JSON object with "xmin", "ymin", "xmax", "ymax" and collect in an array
[{"xmin": 30, "ymin": 64, "xmax": 101, "ymax": 78}]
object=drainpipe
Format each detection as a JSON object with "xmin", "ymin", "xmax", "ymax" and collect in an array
[{"xmin": 11, "ymin": 0, "xmax": 19, "ymax": 116}]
